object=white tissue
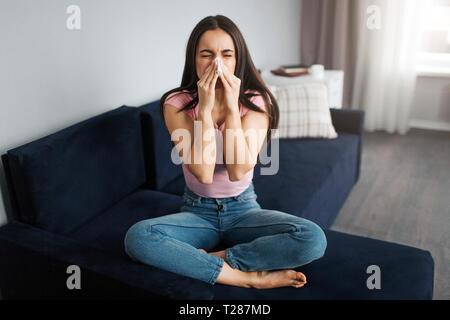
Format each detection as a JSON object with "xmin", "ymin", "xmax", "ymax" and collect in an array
[{"xmin": 215, "ymin": 57, "xmax": 222, "ymax": 75}]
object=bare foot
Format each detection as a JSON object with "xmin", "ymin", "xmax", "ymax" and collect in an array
[
  {"xmin": 252, "ymin": 270, "xmax": 307, "ymax": 289},
  {"xmin": 198, "ymin": 249, "xmax": 306, "ymax": 289}
]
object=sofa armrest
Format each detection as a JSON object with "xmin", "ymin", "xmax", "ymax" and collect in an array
[
  {"xmin": 330, "ymin": 108, "xmax": 365, "ymax": 135},
  {"xmin": 0, "ymin": 221, "xmax": 214, "ymax": 299},
  {"xmin": 330, "ymin": 108, "xmax": 365, "ymax": 183}
]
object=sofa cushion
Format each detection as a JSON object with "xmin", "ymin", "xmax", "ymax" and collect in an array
[
  {"xmin": 69, "ymin": 188, "xmax": 183, "ymax": 257},
  {"xmin": 254, "ymin": 133, "xmax": 359, "ymax": 228},
  {"xmin": 160, "ymin": 175, "xmax": 186, "ymax": 195},
  {"xmin": 67, "ymin": 193, "xmax": 434, "ymax": 299},
  {"xmin": 160, "ymin": 133, "xmax": 359, "ymax": 228},
  {"xmin": 213, "ymin": 229, "xmax": 434, "ymax": 300},
  {"xmin": 139, "ymin": 101, "xmax": 183, "ymax": 190},
  {"xmin": 6, "ymin": 106, "xmax": 146, "ymax": 234}
]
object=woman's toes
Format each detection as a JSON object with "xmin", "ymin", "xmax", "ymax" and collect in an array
[
  {"xmin": 285, "ymin": 270, "xmax": 297, "ymax": 279},
  {"xmin": 292, "ymin": 281, "xmax": 305, "ymax": 288},
  {"xmin": 198, "ymin": 248, "xmax": 207, "ymax": 253},
  {"xmin": 296, "ymin": 272, "xmax": 307, "ymax": 283}
]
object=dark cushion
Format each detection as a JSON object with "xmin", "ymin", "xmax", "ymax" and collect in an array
[
  {"xmin": 160, "ymin": 175, "xmax": 186, "ymax": 195},
  {"xmin": 138, "ymin": 103, "xmax": 364, "ymax": 193},
  {"xmin": 138, "ymin": 101, "xmax": 183, "ymax": 190},
  {"xmin": 67, "ymin": 195, "xmax": 434, "ymax": 299},
  {"xmin": 160, "ymin": 133, "xmax": 359, "ymax": 228},
  {"xmin": 253, "ymin": 133, "xmax": 359, "ymax": 228},
  {"xmin": 0, "ymin": 220, "xmax": 212, "ymax": 299},
  {"xmin": 212, "ymin": 229, "xmax": 434, "ymax": 300},
  {"xmin": 6, "ymin": 106, "xmax": 146, "ymax": 234},
  {"xmin": 69, "ymin": 188, "xmax": 183, "ymax": 257}
]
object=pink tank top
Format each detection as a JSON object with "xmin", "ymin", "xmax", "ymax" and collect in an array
[{"xmin": 165, "ymin": 89, "xmax": 266, "ymax": 198}]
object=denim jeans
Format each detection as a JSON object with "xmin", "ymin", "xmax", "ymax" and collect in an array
[{"xmin": 124, "ymin": 182, "xmax": 327, "ymax": 285}]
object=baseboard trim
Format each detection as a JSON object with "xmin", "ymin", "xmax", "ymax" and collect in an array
[{"xmin": 409, "ymin": 119, "xmax": 450, "ymax": 132}]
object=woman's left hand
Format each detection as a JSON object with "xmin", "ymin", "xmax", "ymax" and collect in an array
[{"xmin": 218, "ymin": 62, "xmax": 241, "ymax": 112}]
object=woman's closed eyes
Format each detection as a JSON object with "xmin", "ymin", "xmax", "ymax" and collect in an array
[{"xmin": 201, "ymin": 55, "xmax": 232, "ymax": 58}]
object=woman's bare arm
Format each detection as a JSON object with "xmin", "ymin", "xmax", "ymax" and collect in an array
[{"xmin": 163, "ymin": 104, "xmax": 216, "ymax": 184}]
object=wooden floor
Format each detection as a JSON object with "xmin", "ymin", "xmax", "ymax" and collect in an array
[{"xmin": 330, "ymin": 128, "xmax": 450, "ymax": 300}]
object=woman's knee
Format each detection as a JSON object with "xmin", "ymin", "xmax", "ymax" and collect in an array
[
  {"xmin": 292, "ymin": 220, "xmax": 327, "ymax": 260},
  {"xmin": 311, "ymin": 222, "xmax": 327, "ymax": 258},
  {"xmin": 124, "ymin": 219, "xmax": 158, "ymax": 258}
]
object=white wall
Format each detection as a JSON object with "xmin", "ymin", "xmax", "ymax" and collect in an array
[
  {"xmin": 0, "ymin": 0, "xmax": 303, "ymax": 226},
  {"xmin": 410, "ymin": 76, "xmax": 450, "ymax": 131}
]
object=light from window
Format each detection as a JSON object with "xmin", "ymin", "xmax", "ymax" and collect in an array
[
  {"xmin": 419, "ymin": 0, "xmax": 450, "ymax": 54},
  {"xmin": 416, "ymin": 0, "xmax": 450, "ymax": 75}
]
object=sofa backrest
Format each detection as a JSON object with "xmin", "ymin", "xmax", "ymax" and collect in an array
[
  {"xmin": 138, "ymin": 101, "xmax": 183, "ymax": 190},
  {"xmin": 136, "ymin": 102, "xmax": 366, "ymax": 193},
  {"xmin": 5, "ymin": 106, "xmax": 146, "ymax": 234}
]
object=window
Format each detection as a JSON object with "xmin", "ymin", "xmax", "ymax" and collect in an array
[{"xmin": 416, "ymin": 0, "xmax": 450, "ymax": 76}]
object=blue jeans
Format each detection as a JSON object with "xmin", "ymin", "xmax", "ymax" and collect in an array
[{"xmin": 124, "ymin": 182, "xmax": 327, "ymax": 285}]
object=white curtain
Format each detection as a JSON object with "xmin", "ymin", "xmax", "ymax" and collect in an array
[{"xmin": 351, "ymin": 0, "xmax": 431, "ymax": 134}]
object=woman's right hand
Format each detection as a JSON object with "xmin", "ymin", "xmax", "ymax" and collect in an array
[{"xmin": 197, "ymin": 59, "xmax": 219, "ymax": 113}]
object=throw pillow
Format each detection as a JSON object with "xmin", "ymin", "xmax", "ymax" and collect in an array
[{"xmin": 268, "ymin": 83, "xmax": 338, "ymax": 139}]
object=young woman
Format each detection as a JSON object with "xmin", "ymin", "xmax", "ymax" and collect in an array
[{"xmin": 124, "ymin": 15, "xmax": 327, "ymax": 289}]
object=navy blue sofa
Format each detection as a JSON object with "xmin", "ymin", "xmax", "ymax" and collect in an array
[{"xmin": 0, "ymin": 102, "xmax": 434, "ymax": 299}]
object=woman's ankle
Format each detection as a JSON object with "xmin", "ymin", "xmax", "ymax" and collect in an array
[
  {"xmin": 210, "ymin": 249, "xmax": 226, "ymax": 260},
  {"xmin": 216, "ymin": 262, "xmax": 256, "ymax": 288}
]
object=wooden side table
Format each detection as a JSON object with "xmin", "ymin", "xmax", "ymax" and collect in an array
[{"xmin": 260, "ymin": 69, "xmax": 344, "ymax": 109}]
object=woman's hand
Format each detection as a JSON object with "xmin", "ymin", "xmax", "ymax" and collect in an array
[
  {"xmin": 218, "ymin": 62, "xmax": 241, "ymax": 113},
  {"xmin": 197, "ymin": 59, "xmax": 220, "ymax": 113}
]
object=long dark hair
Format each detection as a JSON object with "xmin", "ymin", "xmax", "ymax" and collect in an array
[{"xmin": 159, "ymin": 15, "xmax": 279, "ymax": 145}]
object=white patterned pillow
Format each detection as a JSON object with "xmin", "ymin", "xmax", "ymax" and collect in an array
[{"xmin": 268, "ymin": 83, "xmax": 338, "ymax": 139}]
